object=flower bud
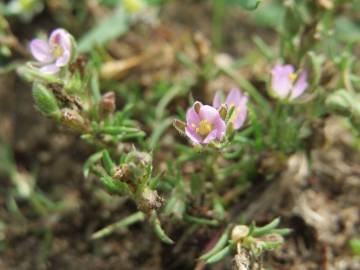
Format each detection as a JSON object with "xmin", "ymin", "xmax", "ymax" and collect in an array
[
  {"xmin": 231, "ymin": 225, "xmax": 250, "ymax": 243},
  {"xmin": 218, "ymin": 104, "xmax": 227, "ymax": 120},
  {"xmin": 61, "ymin": 108, "xmax": 89, "ymax": 132},
  {"xmin": 173, "ymin": 119, "xmax": 186, "ymax": 134},
  {"xmin": 32, "ymin": 83, "xmax": 60, "ymax": 119},
  {"xmin": 137, "ymin": 187, "xmax": 164, "ymax": 213},
  {"xmin": 194, "ymin": 101, "xmax": 202, "ymax": 114},
  {"xmin": 100, "ymin": 91, "xmax": 116, "ymax": 116},
  {"xmin": 113, "ymin": 164, "xmax": 131, "ymax": 181}
]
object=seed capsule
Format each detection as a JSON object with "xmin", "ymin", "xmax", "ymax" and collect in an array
[{"xmin": 231, "ymin": 225, "xmax": 249, "ymax": 243}]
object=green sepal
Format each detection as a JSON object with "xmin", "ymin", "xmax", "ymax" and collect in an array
[{"xmin": 32, "ymin": 83, "xmax": 60, "ymax": 119}]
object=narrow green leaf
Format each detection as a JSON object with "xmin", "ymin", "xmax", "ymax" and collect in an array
[
  {"xmin": 184, "ymin": 214, "xmax": 219, "ymax": 226},
  {"xmin": 102, "ymin": 150, "xmax": 115, "ymax": 175},
  {"xmin": 83, "ymin": 151, "xmax": 103, "ymax": 178},
  {"xmin": 200, "ymin": 227, "xmax": 229, "ymax": 260},
  {"xmin": 252, "ymin": 217, "xmax": 280, "ymax": 237},
  {"xmin": 91, "ymin": 211, "xmax": 145, "ymax": 239},
  {"xmin": 100, "ymin": 174, "xmax": 130, "ymax": 195},
  {"xmin": 90, "ymin": 70, "xmax": 101, "ymax": 103},
  {"xmin": 153, "ymin": 217, "xmax": 174, "ymax": 245},
  {"xmin": 271, "ymin": 228, "xmax": 292, "ymax": 236},
  {"xmin": 205, "ymin": 245, "xmax": 232, "ymax": 264}
]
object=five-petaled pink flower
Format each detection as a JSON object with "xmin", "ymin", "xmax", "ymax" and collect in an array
[
  {"xmin": 30, "ymin": 28, "xmax": 73, "ymax": 74},
  {"xmin": 185, "ymin": 103, "xmax": 226, "ymax": 145},
  {"xmin": 213, "ymin": 88, "xmax": 248, "ymax": 130},
  {"xmin": 271, "ymin": 64, "xmax": 308, "ymax": 100}
]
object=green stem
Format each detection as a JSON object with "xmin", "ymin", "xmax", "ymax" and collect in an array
[
  {"xmin": 212, "ymin": 0, "xmax": 226, "ymax": 49},
  {"xmin": 91, "ymin": 211, "xmax": 145, "ymax": 239}
]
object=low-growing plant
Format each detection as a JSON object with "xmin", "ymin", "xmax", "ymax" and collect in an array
[{"xmin": 1, "ymin": 0, "xmax": 359, "ymax": 268}]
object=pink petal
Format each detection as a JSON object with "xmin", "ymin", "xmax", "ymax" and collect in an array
[
  {"xmin": 225, "ymin": 88, "xmax": 242, "ymax": 107},
  {"xmin": 56, "ymin": 50, "xmax": 70, "ymax": 66},
  {"xmin": 185, "ymin": 127, "xmax": 202, "ymax": 144},
  {"xmin": 213, "ymin": 118, "xmax": 226, "ymax": 140},
  {"xmin": 232, "ymin": 95, "xmax": 248, "ymax": 130},
  {"xmin": 271, "ymin": 64, "xmax": 294, "ymax": 98},
  {"xmin": 186, "ymin": 106, "xmax": 200, "ymax": 126},
  {"xmin": 39, "ymin": 64, "xmax": 60, "ymax": 74},
  {"xmin": 203, "ymin": 130, "xmax": 218, "ymax": 144},
  {"xmin": 198, "ymin": 105, "xmax": 220, "ymax": 124},
  {"xmin": 49, "ymin": 28, "xmax": 71, "ymax": 51},
  {"xmin": 291, "ymin": 71, "xmax": 308, "ymax": 100},
  {"xmin": 212, "ymin": 91, "xmax": 222, "ymax": 108},
  {"xmin": 29, "ymin": 39, "xmax": 52, "ymax": 63}
]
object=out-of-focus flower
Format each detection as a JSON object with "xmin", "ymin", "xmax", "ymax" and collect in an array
[
  {"xmin": 123, "ymin": 0, "xmax": 145, "ymax": 13},
  {"xmin": 213, "ymin": 88, "xmax": 248, "ymax": 130},
  {"xmin": 30, "ymin": 28, "xmax": 74, "ymax": 74},
  {"xmin": 5, "ymin": 0, "xmax": 44, "ymax": 22},
  {"xmin": 270, "ymin": 64, "xmax": 308, "ymax": 101},
  {"xmin": 185, "ymin": 102, "xmax": 226, "ymax": 145}
]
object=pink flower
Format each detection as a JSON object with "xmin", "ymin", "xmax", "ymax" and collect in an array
[
  {"xmin": 185, "ymin": 102, "xmax": 226, "ymax": 145},
  {"xmin": 270, "ymin": 64, "xmax": 308, "ymax": 100},
  {"xmin": 213, "ymin": 88, "xmax": 248, "ymax": 130},
  {"xmin": 29, "ymin": 28, "xmax": 73, "ymax": 74}
]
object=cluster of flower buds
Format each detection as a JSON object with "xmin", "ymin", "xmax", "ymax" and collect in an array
[
  {"xmin": 87, "ymin": 150, "xmax": 164, "ymax": 214},
  {"xmin": 199, "ymin": 218, "xmax": 291, "ymax": 265},
  {"xmin": 174, "ymin": 88, "xmax": 248, "ymax": 145}
]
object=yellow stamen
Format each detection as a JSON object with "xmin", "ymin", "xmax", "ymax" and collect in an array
[
  {"xmin": 52, "ymin": 45, "xmax": 63, "ymax": 58},
  {"xmin": 289, "ymin": 73, "xmax": 297, "ymax": 82},
  {"xmin": 196, "ymin": 120, "xmax": 212, "ymax": 137}
]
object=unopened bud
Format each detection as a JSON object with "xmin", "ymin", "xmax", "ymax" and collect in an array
[
  {"xmin": 61, "ymin": 108, "xmax": 89, "ymax": 132},
  {"xmin": 126, "ymin": 150, "xmax": 152, "ymax": 167},
  {"xmin": 173, "ymin": 119, "xmax": 186, "ymax": 134},
  {"xmin": 32, "ymin": 83, "xmax": 60, "ymax": 119},
  {"xmin": 226, "ymin": 122, "xmax": 235, "ymax": 138},
  {"xmin": 113, "ymin": 164, "xmax": 131, "ymax": 181},
  {"xmin": 194, "ymin": 101, "xmax": 202, "ymax": 114},
  {"xmin": 218, "ymin": 104, "xmax": 227, "ymax": 120},
  {"xmin": 100, "ymin": 91, "xmax": 116, "ymax": 116},
  {"xmin": 137, "ymin": 187, "xmax": 164, "ymax": 213},
  {"xmin": 231, "ymin": 225, "xmax": 250, "ymax": 242}
]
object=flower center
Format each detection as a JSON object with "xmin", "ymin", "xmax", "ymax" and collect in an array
[
  {"xmin": 52, "ymin": 45, "xmax": 63, "ymax": 58},
  {"xmin": 196, "ymin": 120, "xmax": 212, "ymax": 137},
  {"xmin": 288, "ymin": 73, "xmax": 297, "ymax": 82}
]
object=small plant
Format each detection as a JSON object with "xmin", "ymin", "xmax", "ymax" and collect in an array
[{"xmin": 2, "ymin": 0, "xmax": 359, "ymax": 268}]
